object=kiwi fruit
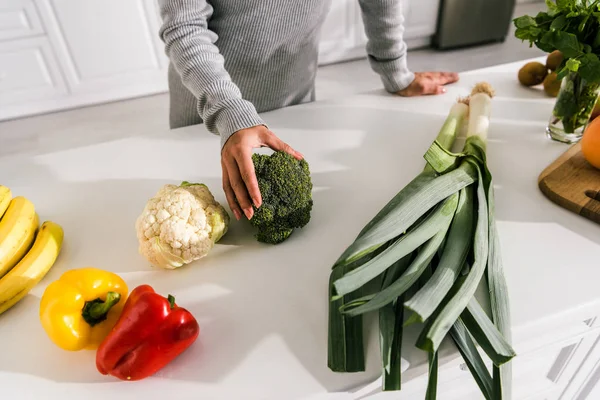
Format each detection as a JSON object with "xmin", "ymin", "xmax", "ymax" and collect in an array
[
  {"xmin": 546, "ymin": 50, "xmax": 564, "ymax": 71},
  {"xmin": 518, "ymin": 62, "xmax": 549, "ymax": 87},
  {"xmin": 543, "ymin": 72, "xmax": 561, "ymax": 97}
]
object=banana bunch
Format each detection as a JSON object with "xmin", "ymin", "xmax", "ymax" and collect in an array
[{"xmin": 0, "ymin": 185, "xmax": 64, "ymax": 315}]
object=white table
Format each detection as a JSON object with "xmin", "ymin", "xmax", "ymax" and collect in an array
[{"xmin": 1, "ymin": 59, "xmax": 600, "ymax": 400}]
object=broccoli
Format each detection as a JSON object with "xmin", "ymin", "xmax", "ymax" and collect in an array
[{"xmin": 250, "ymin": 151, "xmax": 313, "ymax": 244}]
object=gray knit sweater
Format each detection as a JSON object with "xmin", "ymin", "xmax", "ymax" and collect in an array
[{"xmin": 158, "ymin": 0, "xmax": 415, "ymax": 148}]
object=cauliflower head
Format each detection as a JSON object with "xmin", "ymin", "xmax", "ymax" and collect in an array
[{"xmin": 136, "ymin": 181, "xmax": 229, "ymax": 269}]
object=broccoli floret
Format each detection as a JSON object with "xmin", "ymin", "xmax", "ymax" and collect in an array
[
  {"xmin": 250, "ymin": 151, "xmax": 313, "ymax": 244},
  {"xmin": 255, "ymin": 226, "xmax": 293, "ymax": 244}
]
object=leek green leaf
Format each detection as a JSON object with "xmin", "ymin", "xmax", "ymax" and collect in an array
[
  {"xmin": 418, "ymin": 165, "xmax": 489, "ymax": 353},
  {"xmin": 424, "ymin": 140, "xmax": 466, "ymax": 174},
  {"xmin": 461, "ymin": 299, "xmax": 516, "ymax": 366},
  {"xmin": 425, "ymin": 351, "xmax": 439, "ymax": 400},
  {"xmin": 380, "ymin": 297, "xmax": 405, "ymax": 390},
  {"xmin": 403, "ymin": 311, "xmax": 422, "ymax": 327},
  {"xmin": 382, "ymin": 254, "xmax": 414, "ymax": 288},
  {"xmin": 404, "ymin": 186, "xmax": 474, "ymax": 322},
  {"xmin": 379, "ymin": 256, "xmax": 413, "ymax": 390},
  {"xmin": 335, "ymin": 163, "xmax": 477, "ymax": 267},
  {"xmin": 451, "ymin": 318, "xmax": 493, "ymax": 400},
  {"xmin": 354, "ymin": 170, "xmax": 433, "ymax": 240},
  {"xmin": 485, "ymin": 174, "xmax": 513, "ymax": 397},
  {"xmin": 333, "ymin": 194, "xmax": 458, "ymax": 297},
  {"xmin": 463, "ymin": 136, "xmax": 488, "ymax": 162},
  {"xmin": 461, "ymin": 261, "xmax": 471, "ymax": 276},
  {"xmin": 340, "ymin": 209, "xmax": 454, "ymax": 317},
  {"xmin": 327, "ymin": 262, "xmax": 366, "ymax": 372},
  {"xmin": 336, "ymin": 294, "xmax": 375, "ymax": 309},
  {"xmin": 328, "ymin": 240, "xmax": 399, "ymax": 372},
  {"xmin": 352, "ymin": 103, "xmax": 466, "ymax": 251}
]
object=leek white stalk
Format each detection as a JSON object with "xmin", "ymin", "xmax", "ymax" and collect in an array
[
  {"xmin": 436, "ymin": 100, "xmax": 470, "ymax": 150},
  {"xmin": 466, "ymin": 83, "xmax": 495, "ymax": 143}
]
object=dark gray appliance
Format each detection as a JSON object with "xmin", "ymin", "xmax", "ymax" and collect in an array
[{"xmin": 433, "ymin": 0, "xmax": 517, "ymax": 49}]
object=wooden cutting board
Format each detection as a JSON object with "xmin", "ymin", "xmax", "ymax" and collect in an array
[{"xmin": 538, "ymin": 142, "xmax": 600, "ymax": 224}]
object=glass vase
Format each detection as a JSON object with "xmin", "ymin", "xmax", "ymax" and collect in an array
[{"xmin": 546, "ymin": 71, "xmax": 600, "ymax": 144}]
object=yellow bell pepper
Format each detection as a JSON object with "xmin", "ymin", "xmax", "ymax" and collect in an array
[{"xmin": 40, "ymin": 267, "xmax": 129, "ymax": 351}]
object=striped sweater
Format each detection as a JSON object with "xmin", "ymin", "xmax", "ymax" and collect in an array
[{"xmin": 158, "ymin": 0, "xmax": 415, "ymax": 148}]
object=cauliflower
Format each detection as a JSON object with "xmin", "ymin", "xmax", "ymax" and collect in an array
[{"xmin": 135, "ymin": 181, "xmax": 229, "ymax": 269}]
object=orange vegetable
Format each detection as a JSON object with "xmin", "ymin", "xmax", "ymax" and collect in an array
[{"xmin": 582, "ymin": 117, "xmax": 600, "ymax": 169}]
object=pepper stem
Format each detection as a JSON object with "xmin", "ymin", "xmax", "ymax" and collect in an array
[
  {"xmin": 82, "ymin": 291, "xmax": 121, "ymax": 327},
  {"xmin": 168, "ymin": 294, "xmax": 176, "ymax": 309}
]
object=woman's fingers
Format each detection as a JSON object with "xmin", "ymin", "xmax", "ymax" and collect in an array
[
  {"xmin": 262, "ymin": 130, "xmax": 304, "ymax": 160},
  {"xmin": 235, "ymin": 150, "xmax": 262, "ymax": 208},
  {"xmin": 225, "ymin": 157, "xmax": 254, "ymax": 220},
  {"xmin": 222, "ymin": 162, "xmax": 242, "ymax": 221},
  {"xmin": 220, "ymin": 125, "xmax": 305, "ymax": 221},
  {"xmin": 431, "ymin": 71, "xmax": 459, "ymax": 85}
]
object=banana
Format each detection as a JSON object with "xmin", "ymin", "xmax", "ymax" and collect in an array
[
  {"xmin": 0, "ymin": 221, "xmax": 64, "ymax": 315},
  {"xmin": 0, "ymin": 197, "xmax": 39, "ymax": 278},
  {"xmin": 0, "ymin": 186, "xmax": 11, "ymax": 220}
]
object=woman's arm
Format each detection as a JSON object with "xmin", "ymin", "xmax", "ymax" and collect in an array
[
  {"xmin": 158, "ymin": 0, "xmax": 302, "ymax": 223},
  {"xmin": 357, "ymin": 0, "xmax": 458, "ymax": 96},
  {"xmin": 357, "ymin": 0, "xmax": 415, "ymax": 93},
  {"xmin": 158, "ymin": 0, "xmax": 264, "ymax": 148}
]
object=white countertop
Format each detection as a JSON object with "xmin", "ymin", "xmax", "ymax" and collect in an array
[{"xmin": 1, "ymin": 58, "xmax": 599, "ymax": 400}]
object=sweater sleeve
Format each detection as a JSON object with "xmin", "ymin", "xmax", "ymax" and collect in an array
[
  {"xmin": 158, "ymin": 0, "xmax": 265, "ymax": 148},
  {"xmin": 357, "ymin": 0, "xmax": 416, "ymax": 93}
]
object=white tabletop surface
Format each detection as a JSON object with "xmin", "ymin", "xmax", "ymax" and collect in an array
[{"xmin": 1, "ymin": 58, "xmax": 599, "ymax": 400}]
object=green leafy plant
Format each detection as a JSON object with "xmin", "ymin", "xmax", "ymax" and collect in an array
[{"xmin": 514, "ymin": 0, "xmax": 600, "ymax": 133}]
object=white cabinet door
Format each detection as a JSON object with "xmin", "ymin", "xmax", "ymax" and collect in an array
[
  {"xmin": 318, "ymin": 0, "xmax": 441, "ymax": 66},
  {"xmin": 318, "ymin": 0, "xmax": 361, "ymax": 65},
  {"xmin": 558, "ymin": 330, "xmax": 600, "ymax": 400},
  {"xmin": 355, "ymin": 0, "xmax": 441, "ymax": 48},
  {"xmin": 403, "ymin": 0, "xmax": 441, "ymax": 41},
  {"xmin": 366, "ymin": 327, "xmax": 600, "ymax": 400},
  {"xmin": 0, "ymin": 0, "xmax": 45, "ymax": 41},
  {"xmin": 35, "ymin": 0, "xmax": 168, "ymax": 97},
  {"xmin": 0, "ymin": 36, "xmax": 67, "ymax": 117}
]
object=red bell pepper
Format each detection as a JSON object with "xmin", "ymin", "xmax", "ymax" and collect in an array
[{"xmin": 96, "ymin": 284, "xmax": 200, "ymax": 381}]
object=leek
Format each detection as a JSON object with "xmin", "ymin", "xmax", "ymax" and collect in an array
[
  {"xmin": 327, "ymin": 98, "xmax": 470, "ymax": 374},
  {"xmin": 327, "ymin": 84, "xmax": 514, "ymax": 400}
]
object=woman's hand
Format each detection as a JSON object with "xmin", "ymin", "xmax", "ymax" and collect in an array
[
  {"xmin": 221, "ymin": 125, "xmax": 303, "ymax": 221},
  {"xmin": 397, "ymin": 72, "xmax": 459, "ymax": 96}
]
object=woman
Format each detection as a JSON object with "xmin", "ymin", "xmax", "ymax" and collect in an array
[{"xmin": 158, "ymin": 0, "xmax": 458, "ymax": 221}]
